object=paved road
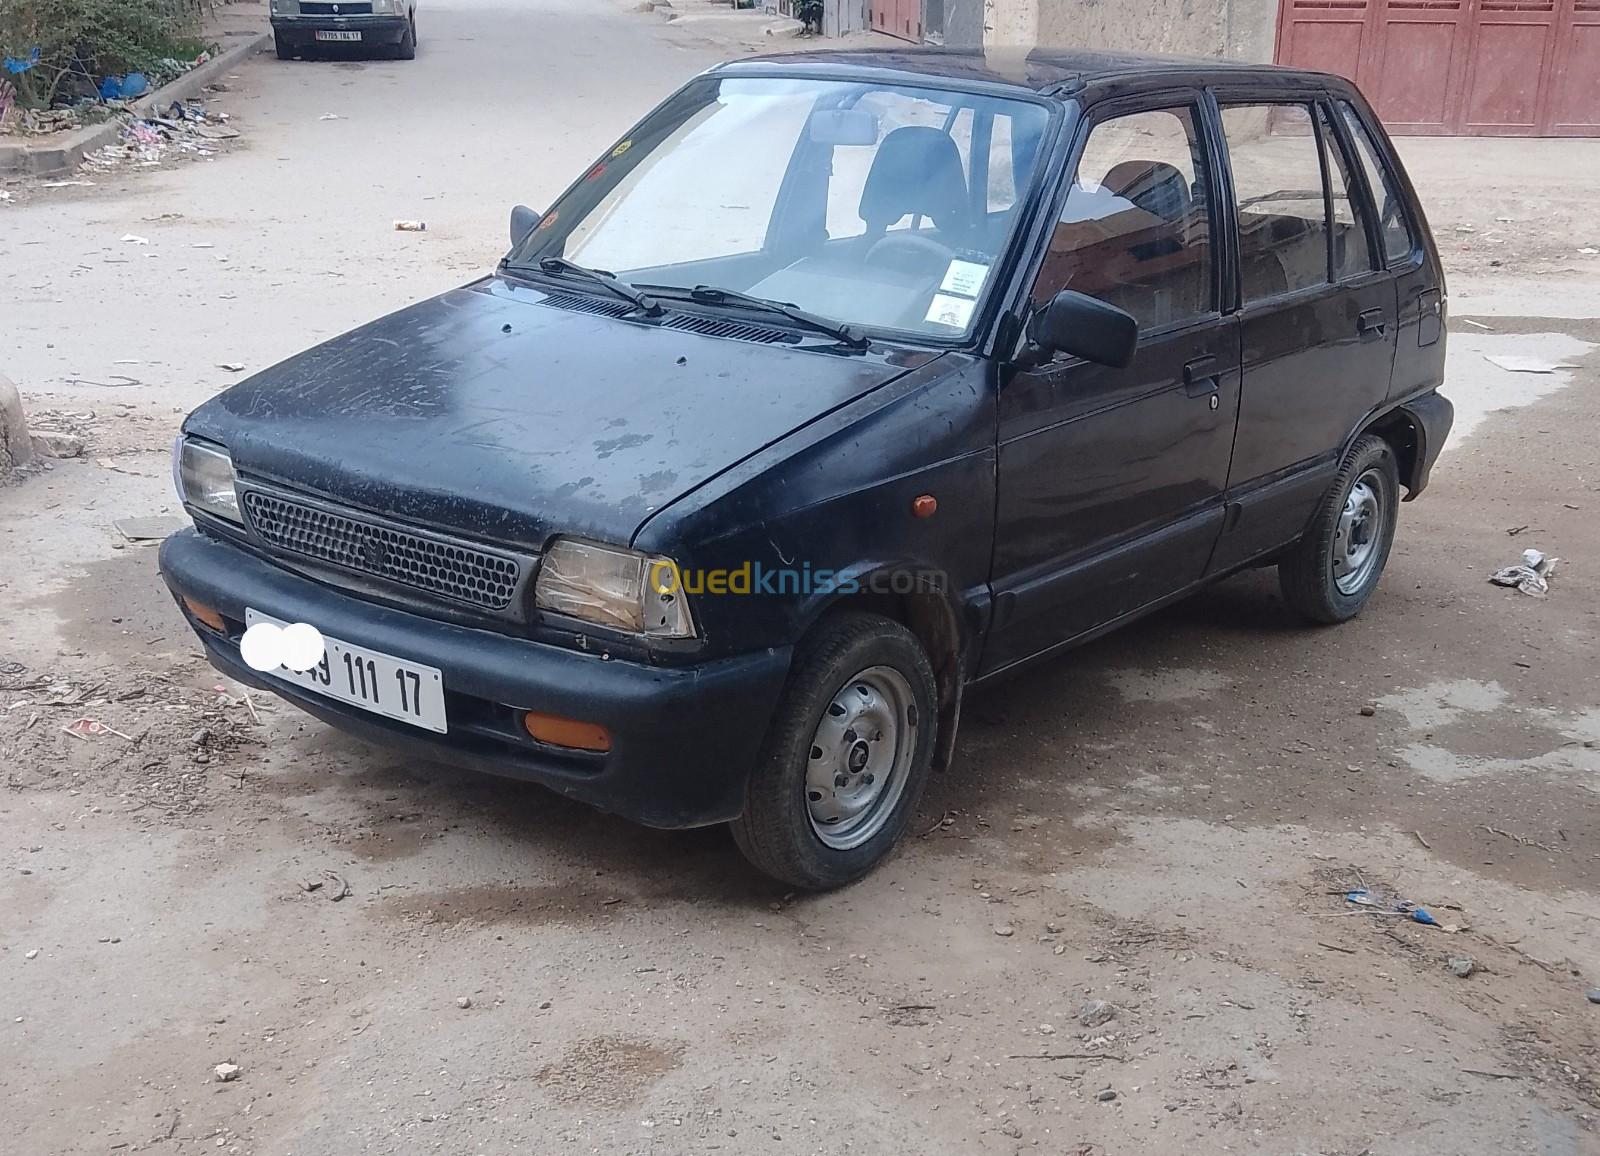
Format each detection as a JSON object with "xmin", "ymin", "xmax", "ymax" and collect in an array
[{"xmin": 2, "ymin": 5, "xmax": 1599, "ymax": 1154}]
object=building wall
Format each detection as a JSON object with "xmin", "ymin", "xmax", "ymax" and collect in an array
[{"xmin": 987, "ymin": 0, "xmax": 1279, "ymax": 62}]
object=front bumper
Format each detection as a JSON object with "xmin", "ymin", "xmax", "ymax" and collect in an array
[
  {"xmin": 271, "ymin": 14, "xmax": 408, "ymax": 46},
  {"xmin": 159, "ymin": 528, "xmax": 792, "ymax": 828}
]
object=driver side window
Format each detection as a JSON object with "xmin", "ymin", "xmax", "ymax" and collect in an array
[{"xmin": 1031, "ymin": 105, "xmax": 1215, "ymax": 333}]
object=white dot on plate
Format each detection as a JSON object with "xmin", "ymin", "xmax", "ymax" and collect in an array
[
  {"xmin": 239, "ymin": 622, "xmax": 284, "ymax": 672},
  {"xmin": 279, "ymin": 622, "xmax": 326, "ymax": 672}
]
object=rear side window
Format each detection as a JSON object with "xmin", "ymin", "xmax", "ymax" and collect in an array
[
  {"xmin": 1220, "ymin": 103, "xmax": 1329, "ymax": 303},
  {"xmin": 1339, "ymin": 102, "xmax": 1415, "ymax": 265},
  {"xmin": 1317, "ymin": 105, "xmax": 1373, "ymax": 280}
]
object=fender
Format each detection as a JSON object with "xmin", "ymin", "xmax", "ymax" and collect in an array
[{"xmin": 1342, "ymin": 388, "xmax": 1455, "ymax": 501}]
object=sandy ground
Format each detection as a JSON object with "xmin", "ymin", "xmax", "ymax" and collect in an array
[{"xmin": 2, "ymin": 2, "xmax": 1598, "ymax": 1153}]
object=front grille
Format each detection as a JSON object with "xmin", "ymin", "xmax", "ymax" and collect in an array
[
  {"xmin": 241, "ymin": 489, "xmax": 522, "ymax": 610},
  {"xmin": 300, "ymin": 2, "xmax": 373, "ymax": 13}
]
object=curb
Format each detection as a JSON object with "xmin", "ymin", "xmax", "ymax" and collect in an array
[{"xmin": 0, "ymin": 30, "xmax": 270, "ymax": 178}]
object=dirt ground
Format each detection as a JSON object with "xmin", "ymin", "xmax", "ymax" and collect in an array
[{"xmin": 2, "ymin": 2, "xmax": 1597, "ymax": 1153}]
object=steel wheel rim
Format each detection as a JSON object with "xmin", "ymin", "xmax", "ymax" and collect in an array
[
  {"xmin": 1333, "ymin": 468, "xmax": 1386, "ymax": 595},
  {"xmin": 804, "ymin": 665, "xmax": 917, "ymax": 851}
]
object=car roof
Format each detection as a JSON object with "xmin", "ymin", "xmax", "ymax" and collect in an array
[{"xmin": 716, "ymin": 47, "xmax": 1342, "ymax": 98}]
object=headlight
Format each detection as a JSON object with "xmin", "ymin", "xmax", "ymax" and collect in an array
[
  {"xmin": 173, "ymin": 436, "xmax": 242, "ymax": 524},
  {"xmin": 534, "ymin": 539, "xmax": 695, "ymax": 639},
  {"xmin": 269, "ymin": 0, "xmax": 298, "ymax": 14}
]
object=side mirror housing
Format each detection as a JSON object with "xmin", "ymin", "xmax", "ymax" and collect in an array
[
  {"xmin": 509, "ymin": 204, "xmax": 542, "ymax": 247},
  {"xmin": 1028, "ymin": 289, "xmax": 1139, "ymax": 369}
]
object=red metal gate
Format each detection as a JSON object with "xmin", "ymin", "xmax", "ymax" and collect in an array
[
  {"xmin": 870, "ymin": 0, "xmax": 923, "ymax": 41},
  {"xmin": 1275, "ymin": 0, "xmax": 1600, "ymax": 135}
]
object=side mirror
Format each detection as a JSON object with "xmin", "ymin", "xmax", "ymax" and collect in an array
[
  {"xmin": 509, "ymin": 204, "xmax": 542, "ymax": 247},
  {"xmin": 1028, "ymin": 289, "xmax": 1138, "ymax": 369}
]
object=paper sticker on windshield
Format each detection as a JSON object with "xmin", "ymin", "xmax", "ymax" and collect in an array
[
  {"xmin": 939, "ymin": 260, "xmax": 990, "ymax": 298},
  {"xmin": 925, "ymin": 293, "xmax": 976, "ymax": 329}
]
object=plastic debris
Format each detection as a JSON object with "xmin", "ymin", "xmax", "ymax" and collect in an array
[
  {"xmin": 120, "ymin": 234, "xmax": 150, "ymax": 245},
  {"xmin": 213, "ymin": 1062, "xmax": 240, "ymax": 1082},
  {"xmin": 1411, "ymin": 907, "xmax": 1438, "ymax": 926},
  {"xmin": 218, "ymin": 362, "xmax": 245, "ymax": 372},
  {"xmin": 394, "ymin": 220, "xmax": 427, "ymax": 231},
  {"xmin": 1490, "ymin": 548, "xmax": 1558, "ymax": 597},
  {"xmin": 113, "ymin": 515, "xmax": 185, "ymax": 542}
]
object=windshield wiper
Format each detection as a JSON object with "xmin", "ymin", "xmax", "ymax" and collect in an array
[
  {"xmin": 641, "ymin": 284, "xmax": 869, "ymax": 350},
  {"xmin": 512, "ymin": 256, "xmax": 661, "ymax": 316}
]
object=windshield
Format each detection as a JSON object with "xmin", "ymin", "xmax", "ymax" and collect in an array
[{"xmin": 507, "ymin": 76, "xmax": 1054, "ymax": 340}]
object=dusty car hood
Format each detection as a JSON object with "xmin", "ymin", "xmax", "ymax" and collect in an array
[{"xmin": 185, "ymin": 277, "xmax": 920, "ymax": 549}]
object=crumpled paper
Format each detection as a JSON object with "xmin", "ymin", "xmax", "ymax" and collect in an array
[{"xmin": 1489, "ymin": 548, "xmax": 1559, "ymax": 597}]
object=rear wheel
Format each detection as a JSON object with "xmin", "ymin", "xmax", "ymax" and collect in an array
[
  {"xmin": 395, "ymin": 14, "xmax": 416, "ymax": 59},
  {"xmin": 731, "ymin": 612, "xmax": 937, "ymax": 890},
  {"xmin": 1279, "ymin": 434, "xmax": 1400, "ymax": 623}
]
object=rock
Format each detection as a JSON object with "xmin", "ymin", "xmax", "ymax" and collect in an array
[
  {"xmin": 538, "ymin": 999, "xmax": 552, "ymax": 1010},
  {"xmin": 31, "ymin": 430, "xmax": 84, "ymax": 459},
  {"xmin": 999, "ymin": 1119, "xmax": 1023, "ymax": 1138},
  {"xmin": 1097, "ymin": 1088, "xmax": 1118, "ymax": 1102},
  {"xmin": 456, "ymin": 996, "xmax": 472, "ymax": 1009},
  {"xmin": 1586, "ymin": 989, "xmax": 1600, "ymax": 1004},
  {"xmin": 1448, "ymin": 956, "xmax": 1476, "ymax": 978},
  {"xmin": 0, "ymin": 373, "xmax": 34, "ymax": 473},
  {"xmin": 24, "ymin": 949, "xmax": 39, "ymax": 960},
  {"xmin": 1359, "ymin": 704, "xmax": 1377, "ymax": 717},
  {"xmin": 993, "ymin": 923, "xmax": 1015, "ymax": 937},
  {"xmin": 213, "ymin": 1062, "xmax": 241, "ymax": 1082},
  {"xmin": 192, "ymin": 727, "xmax": 212, "ymax": 748},
  {"xmin": 1078, "ymin": 998, "xmax": 1118, "ymax": 1028}
]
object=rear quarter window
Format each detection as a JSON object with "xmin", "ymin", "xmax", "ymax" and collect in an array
[{"xmin": 1339, "ymin": 101, "xmax": 1416, "ymax": 265}]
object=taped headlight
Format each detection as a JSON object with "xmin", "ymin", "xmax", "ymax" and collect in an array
[
  {"xmin": 534, "ymin": 539, "xmax": 694, "ymax": 639},
  {"xmin": 174, "ymin": 436, "xmax": 242, "ymax": 524}
]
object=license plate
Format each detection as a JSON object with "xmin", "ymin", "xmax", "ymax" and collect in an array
[
  {"xmin": 314, "ymin": 30, "xmax": 362, "ymax": 41},
  {"xmin": 245, "ymin": 609, "xmax": 447, "ymax": 733}
]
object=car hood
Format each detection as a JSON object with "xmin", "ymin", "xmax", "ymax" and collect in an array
[{"xmin": 185, "ymin": 277, "xmax": 924, "ymax": 549}]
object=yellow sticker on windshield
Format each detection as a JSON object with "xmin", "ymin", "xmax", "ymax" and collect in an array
[{"xmin": 611, "ymin": 140, "xmax": 633, "ymax": 158}]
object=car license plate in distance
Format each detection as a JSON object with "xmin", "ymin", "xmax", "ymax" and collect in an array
[
  {"xmin": 314, "ymin": 30, "xmax": 362, "ymax": 41},
  {"xmin": 244, "ymin": 609, "xmax": 447, "ymax": 733}
]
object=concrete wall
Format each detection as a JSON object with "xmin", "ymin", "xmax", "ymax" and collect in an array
[{"xmin": 986, "ymin": 0, "xmax": 1280, "ymax": 61}]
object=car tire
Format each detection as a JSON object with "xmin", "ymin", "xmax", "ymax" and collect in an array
[
  {"xmin": 731, "ymin": 611, "xmax": 938, "ymax": 891},
  {"xmin": 1279, "ymin": 434, "xmax": 1400, "ymax": 624},
  {"xmin": 274, "ymin": 32, "xmax": 294, "ymax": 60},
  {"xmin": 395, "ymin": 15, "xmax": 416, "ymax": 59}
]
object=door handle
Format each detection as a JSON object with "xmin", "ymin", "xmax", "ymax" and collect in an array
[
  {"xmin": 1183, "ymin": 355, "xmax": 1220, "ymax": 397},
  {"xmin": 1358, "ymin": 308, "xmax": 1387, "ymax": 340}
]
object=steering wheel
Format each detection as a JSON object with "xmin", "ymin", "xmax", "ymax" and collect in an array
[{"xmin": 864, "ymin": 231, "xmax": 955, "ymax": 274}]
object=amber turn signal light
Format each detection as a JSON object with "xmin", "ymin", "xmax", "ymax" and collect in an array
[
  {"xmin": 912, "ymin": 494, "xmax": 938, "ymax": 518},
  {"xmin": 523, "ymin": 711, "xmax": 612, "ymax": 753},
  {"xmin": 182, "ymin": 596, "xmax": 226, "ymax": 632}
]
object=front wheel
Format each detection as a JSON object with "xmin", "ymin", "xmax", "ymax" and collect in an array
[
  {"xmin": 731, "ymin": 612, "xmax": 938, "ymax": 890},
  {"xmin": 1279, "ymin": 434, "xmax": 1400, "ymax": 623},
  {"xmin": 395, "ymin": 15, "xmax": 416, "ymax": 59}
]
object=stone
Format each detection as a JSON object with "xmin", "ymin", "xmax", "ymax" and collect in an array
[
  {"xmin": 538, "ymin": 999, "xmax": 552, "ymax": 1010},
  {"xmin": 1078, "ymin": 998, "xmax": 1118, "ymax": 1028},
  {"xmin": 1448, "ymin": 957, "xmax": 1475, "ymax": 978},
  {"xmin": 456, "ymin": 996, "xmax": 472, "ymax": 1009},
  {"xmin": 213, "ymin": 1063, "xmax": 241, "ymax": 1082},
  {"xmin": 1359, "ymin": 704, "xmax": 1377, "ymax": 717},
  {"xmin": 1586, "ymin": 989, "xmax": 1600, "ymax": 1004},
  {"xmin": 993, "ymin": 923, "xmax": 1015, "ymax": 937},
  {"xmin": 30, "ymin": 430, "xmax": 84, "ymax": 459},
  {"xmin": 1097, "ymin": 1088, "xmax": 1118, "ymax": 1102},
  {"xmin": 0, "ymin": 373, "xmax": 34, "ymax": 472},
  {"xmin": 24, "ymin": 949, "xmax": 39, "ymax": 960}
]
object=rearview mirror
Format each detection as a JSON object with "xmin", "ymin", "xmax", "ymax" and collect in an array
[
  {"xmin": 808, "ymin": 108, "xmax": 879, "ymax": 146},
  {"xmin": 510, "ymin": 204, "xmax": 542, "ymax": 247},
  {"xmin": 1028, "ymin": 290, "xmax": 1138, "ymax": 369}
]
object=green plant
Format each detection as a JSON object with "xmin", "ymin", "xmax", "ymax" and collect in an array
[{"xmin": 0, "ymin": 0, "xmax": 200, "ymax": 107}]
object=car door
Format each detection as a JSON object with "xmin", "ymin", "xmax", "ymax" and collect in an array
[
  {"xmin": 982, "ymin": 96, "xmax": 1242, "ymax": 678},
  {"xmin": 1206, "ymin": 95, "xmax": 1400, "ymax": 573}
]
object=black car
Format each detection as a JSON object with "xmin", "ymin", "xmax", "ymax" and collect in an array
[{"xmin": 161, "ymin": 49, "xmax": 1452, "ymax": 889}]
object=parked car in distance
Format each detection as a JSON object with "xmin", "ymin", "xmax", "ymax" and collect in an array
[
  {"xmin": 160, "ymin": 49, "xmax": 1452, "ymax": 889},
  {"xmin": 269, "ymin": 0, "xmax": 417, "ymax": 60}
]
